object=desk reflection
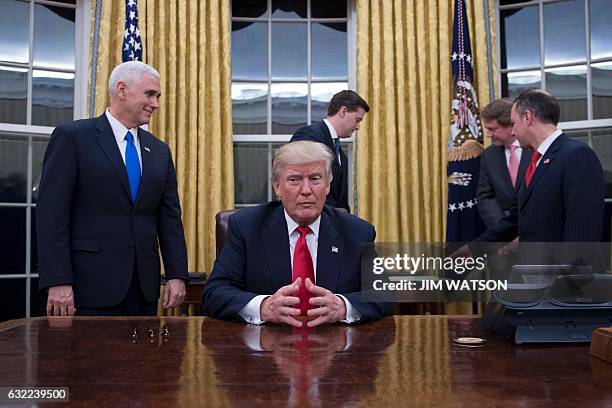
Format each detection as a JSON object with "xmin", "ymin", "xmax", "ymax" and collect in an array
[
  {"xmin": 1, "ymin": 317, "xmax": 610, "ymax": 406},
  {"xmin": 201, "ymin": 318, "xmax": 396, "ymax": 407}
]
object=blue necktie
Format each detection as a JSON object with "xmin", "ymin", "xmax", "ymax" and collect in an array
[
  {"xmin": 124, "ymin": 131, "xmax": 141, "ymax": 202},
  {"xmin": 334, "ymin": 138, "xmax": 341, "ymax": 165}
]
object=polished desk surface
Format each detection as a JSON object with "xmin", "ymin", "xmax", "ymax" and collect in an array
[{"xmin": 0, "ymin": 316, "xmax": 611, "ymax": 407}]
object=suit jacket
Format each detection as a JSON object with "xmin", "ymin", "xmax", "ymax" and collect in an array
[
  {"xmin": 291, "ymin": 121, "xmax": 350, "ymax": 211},
  {"xmin": 477, "ymin": 145, "xmax": 532, "ymax": 229},
  {"xmin": 36, "ymin": 114, "xmax": 189, "ymax": 308},
  {"xmin": 202, "ymin": 202, "xmax": 393, "ymax": 322},
  {"xmin": 475, "ymin": 134, "xmax": 604, "ymax": 243}
]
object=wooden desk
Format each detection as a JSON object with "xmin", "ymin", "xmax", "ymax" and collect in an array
[{"xmin": 0, "ymin": 316, "xmax": 610, "ymax": 406}]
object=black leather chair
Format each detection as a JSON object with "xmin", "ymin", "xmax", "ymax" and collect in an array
[
  {"xmin": 215, "ymin": 207, "xmax": 352, "ymax": 255},
  {"xmin": 215, "ymin": 209, "xmax": 238, "ymax": 256}
]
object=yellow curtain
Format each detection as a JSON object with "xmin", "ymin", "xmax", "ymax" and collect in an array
[
  {"xmin": 88, "ymin": 1, "xmax": 234, "ymax": 282},
  {"xmin": 356, "ymin": 0, "xmax": 497, "ymax": 243}
]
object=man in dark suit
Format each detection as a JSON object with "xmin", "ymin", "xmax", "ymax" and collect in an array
[
  {"xmin": 37, "ymin": 61, "xmax": 189, "ymax": 316},
  {"xmin": 477, "ymin": 98, "xmax": 532, "ymax": 230},
  {"xmin": 290, "ymin": 90, "xmax": 370, "ymax": 212},
  {"xmin": 203, "ymin": 141, "xmax": 392, "ymax": 327},
  {"xmin": 474, "ymin": 88, "xmax": 604, "ymax": 244}
]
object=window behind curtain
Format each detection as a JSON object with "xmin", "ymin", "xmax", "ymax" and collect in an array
[{"xmin": 231, "ymin": 0, "xmax": 353, "ymax": 206}]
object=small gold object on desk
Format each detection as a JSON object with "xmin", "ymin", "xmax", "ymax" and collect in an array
[
  {"xmin": 590, "ymin": 327, "xmax": 612, "ymax": 364},
  {"xmin": 453, "ymin": 337, "xmax": 487, "ymax": 347}
]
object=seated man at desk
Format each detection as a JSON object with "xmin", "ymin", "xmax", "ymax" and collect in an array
[{"xmin": 203, "ymin": 141, "xmax": 393, "ymax": 326}]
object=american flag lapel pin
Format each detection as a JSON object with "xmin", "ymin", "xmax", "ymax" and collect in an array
[
  {"xmin": 144, "ymin": 146, "xmax": 151, "ymax": 152},
  {"xmin": 331, "ymin": 246, "xmax": 338, "ymax": 253},
  {"xmin": 543, "ymin": 158, "xmax": 550, "ymax": 164}
]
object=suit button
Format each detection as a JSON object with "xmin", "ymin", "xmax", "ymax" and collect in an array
[{"xmin": 129, "ymin": 245, "xmax": 135, "ymax": 251}]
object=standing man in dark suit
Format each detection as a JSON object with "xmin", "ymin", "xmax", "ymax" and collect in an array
[
  {"xmin": 37, "ymin": 61, "xmax": 189, "ymax": 316},
  {"xmin": 203, "ymin": 141, "xmax": 392, "ymax": 326},
  {"xmin": 477, "ymin": 98, "xmax": 532, "ymax": 230},
  {"xmin": 474, "ymin": 89, "xmax": 604, "ymax": 244},
  {"xmin": 290, "ymin": 90, "xmax": 370, "ymax": 212}
]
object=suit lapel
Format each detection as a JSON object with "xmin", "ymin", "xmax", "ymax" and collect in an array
[
  {"xmin": 318, "ymin": 120, "xmax": 334, "ymax": 148},
  {"xmin": 520, "ymin": 134, "xmax": 565, "ymax": 209},
  {"xmin": 492, "ymin": 146, "xmax": 513, "ymax": 192},
  {"xmin": 320, "ymin": 121, "xmax": 344, "ymax": 189},
  {"xmin": 135, "ymin": 128, "xmax": 153, "ymax": 207},
  {"xmin": 515, "ymin": 148, "xmax": 532, "ymax": 194},
  {"xmin": 94, "ymin": 114, "xmax": 132, "ymax": 202},
  {"xmin": 316, "ymin": 211, "xmax": 344, "ymax": 291},
  {"xmin": 262, "ymin": 206, "xmax": 292, "ymax": 289},
  {"xmin": 319, "ymin": 121, "xmax": 339, "ymax": 163}
]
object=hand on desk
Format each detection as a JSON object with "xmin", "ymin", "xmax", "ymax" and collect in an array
[
  {"xmin": 260, "ymin": 278, "xmax": 302, "ymax": 327},
  {"xmin": 163, "ymin": 279, "xmax": 186, "ymax": 309},
  {"xmin": 47, "ymin": 285, "xmax": 76, "ymax": 316},
  {"xmin": 305, "ymin": 278, "xmax": 347, "ymax": 327}
]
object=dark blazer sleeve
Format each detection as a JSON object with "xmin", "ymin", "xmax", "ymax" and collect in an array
[
  {"xmin": 562, "ymin": 145, "xmax": 605, "ymax": 241},
  {"xmin": 156, "ymin": 144, "xmax": 189, "ymax": 281},
  {"xmin": 202, "ymin": 214, "xmax": 260, "ymax": 319},
  {"xmin": 340, "ymin": 225, "xmax": 395, "ymax": 323},
  {"xmin": 476, "ymin": 152, "xmax": 504, "ymax": 230},
  {"xmin": 472, "ymin": 202, "xmax": 518, "ymax": 244},
  {"xmin": 36, "ymin": 126, "xmax": 78, "ymax": 289}
]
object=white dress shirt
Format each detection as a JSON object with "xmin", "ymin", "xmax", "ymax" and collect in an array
[
  {"xmin": 105, "ymin": 108, "xmax": 142, "ymax": 172},
  {"xmin": 534, "ymin": 129, "xmax": 563, "ymax": 166},
  {"xmin": 238, "ymin": 210, "xmax": 361, "ymax": 324}
]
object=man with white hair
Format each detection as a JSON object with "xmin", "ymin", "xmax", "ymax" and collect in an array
[
  {"xmin": 203, "ymin": 141, "xmax": 393, "ymax": 327},
  {"xmin": 37, "ymin": 61, "xmax": 189, "ymax": 316}
]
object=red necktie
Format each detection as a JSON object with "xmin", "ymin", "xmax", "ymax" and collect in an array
[
  {"xmin": 507, "ymin": 145, "xmax": 519, "ymax": 187},
  {"xmin": 524, "ymin": 151, "xmax": 542, "ymax": 188},
  {"xmin": 293, "ymin": 226, "xmax": 315, "ymax": 315}
]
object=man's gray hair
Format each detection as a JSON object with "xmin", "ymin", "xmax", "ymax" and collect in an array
[
  {"xmin": 108, "ymin": 61, "xmax": 160, "ymax": 95},
  {"xmin": 272, "ymin": 141, "xmax": 333, "ymax": 182}
]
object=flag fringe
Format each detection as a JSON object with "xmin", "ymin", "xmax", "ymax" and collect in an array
[{"xmin": 447, "ymin": 139, "xmax": 484, "ymax": 162}]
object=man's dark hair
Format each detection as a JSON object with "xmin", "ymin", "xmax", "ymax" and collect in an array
[
  {"xmin": 481, "ymin": 98, "xmax": 513, "ymax": 127},
  {"xmin": 327, "ymin": 90, "xmax": 370, "ymax": 116},
  {"xmin": 513, "ymin": 88, "xmax": 560, "ymax": 126}
]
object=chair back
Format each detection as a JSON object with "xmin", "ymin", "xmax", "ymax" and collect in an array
[
  {"xmin": 215, "ymin": 207, "xmax": 349, "ymax": 256},
  {"xmin": 215, "ymin": 209, "xmax": 238, "ymax": 256}
]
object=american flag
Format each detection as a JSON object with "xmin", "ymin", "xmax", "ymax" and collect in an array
[
  {"xmin": 446, "ymin": 0, "xmax": 485, "ymax": 245},
  {"xmin": 122, "ymin": 0, "xmax": 142, "ymax": 62}
]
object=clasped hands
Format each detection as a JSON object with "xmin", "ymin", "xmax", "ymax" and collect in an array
[{"xmin": 260, "ymin": 277, "xmax": 347, "ymax": 327}]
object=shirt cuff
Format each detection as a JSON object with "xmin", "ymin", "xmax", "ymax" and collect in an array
[
  {"xmin": 238, "ymin": 295, "xmax": 269, "ymax": 324},
  {"xmin": 337, "ymin": 294, "xmax": 361, "ymax": 323}
]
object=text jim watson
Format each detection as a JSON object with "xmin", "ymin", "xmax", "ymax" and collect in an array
[{"xmin": 372, "ymin": 279, "xmax": 508, "ymax": 291}]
